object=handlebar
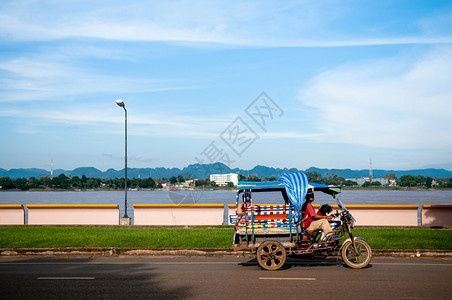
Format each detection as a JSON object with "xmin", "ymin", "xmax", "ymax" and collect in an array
[{"xmin": 330, "ymin": 209, "xmax": 356, "ymax": 228}]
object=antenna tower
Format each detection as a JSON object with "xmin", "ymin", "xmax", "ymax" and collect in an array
[
  {"xmin": 369, "ymin": 158, "xmax": 373, "ymax": 180},
  {"xmin": 51, "ymin": 159, "xmax": 54, "ymax": 180}
]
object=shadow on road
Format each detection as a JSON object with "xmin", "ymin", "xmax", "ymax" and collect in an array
[
  {"xmin": 239, "ymin": 255, "xmax": 373, "ymax": 270},
  {"xmin": 0, "ymin": 256, "xmax": 193, "ymax": 299}
]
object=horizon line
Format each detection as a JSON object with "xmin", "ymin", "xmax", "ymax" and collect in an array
[{"xmin": 1, "ymin": 164, "xmax": 451, "ymax": 173}]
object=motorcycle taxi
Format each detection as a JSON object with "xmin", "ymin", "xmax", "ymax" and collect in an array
[{"xmin": 230, "ymin": 172, "xmax": 372, "ymax": 270}]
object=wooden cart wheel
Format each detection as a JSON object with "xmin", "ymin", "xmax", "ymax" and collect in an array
[{"xmin": 256, "ymin": 241, "xmax": 287, "ymax": 271}]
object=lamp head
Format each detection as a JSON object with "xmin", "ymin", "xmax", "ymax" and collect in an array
[{"xmin": 115, "ymin": 99, "xmax": 125, "ymax": 107}]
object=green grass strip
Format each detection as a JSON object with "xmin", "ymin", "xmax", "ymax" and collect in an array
[
  {"xmin": 0, "ymin": 226, "xmax": 451, "ymax": 250},
  {"xmin": 352, "ymin": 227, "xmax": 452, "ymax": 250},
  {"xmin": 0, "ymin": 226, "xmax": 234, "ymax": 249}
]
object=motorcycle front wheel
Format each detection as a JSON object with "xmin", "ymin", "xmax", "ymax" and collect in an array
[{"xmin": 341, "ymin": 239, "xmax": 372, "ymax": 269}]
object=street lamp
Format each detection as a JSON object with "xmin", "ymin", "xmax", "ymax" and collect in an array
[{"xmin": 116, "ymin": 99, "xmax": 129, "ymax": 221}]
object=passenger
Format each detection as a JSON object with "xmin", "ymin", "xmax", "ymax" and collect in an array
[
  {"xmin": 302, "ymin": 193, "xmax": 333, "ymax": 242},
  {"xmin": 317, "ymin": 204, "xmax": 333, "ymax": 217}
]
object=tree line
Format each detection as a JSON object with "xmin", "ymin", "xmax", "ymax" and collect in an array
[
  {"xmin": 239, "ymin": 172, "xmax": 452, "ymax": 189},
  {"xmin": 304, "ymin": 172, "xmax": 452, "ymax": 188},
  {"xmin": 237, "ymin": 173, "xmax": 360, "ymax": 186},
  {"xmin": 0, "ymin": 174, "xmax": 224, "ymax": 190},
  {"xmin": 0, "ymin": 172, "xmax": 451, "ymax": 190},
  {"xmin": 0, "ymin": 174, "xmax": 161, "ymax": 190}
]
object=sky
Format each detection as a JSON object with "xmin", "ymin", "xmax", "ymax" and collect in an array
[{"xmin": 1, "ymin": 0, "xmax": 452, "ymax": 172}]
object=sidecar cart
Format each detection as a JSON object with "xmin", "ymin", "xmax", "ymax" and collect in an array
[{"xmin": 230, "ymin": 172, "xmax": 372, "ymax": 270}]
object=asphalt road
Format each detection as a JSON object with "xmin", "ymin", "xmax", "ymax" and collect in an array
[{"xmin": 1, "ymin": 255, "xmax": 451, "ymax": 299}]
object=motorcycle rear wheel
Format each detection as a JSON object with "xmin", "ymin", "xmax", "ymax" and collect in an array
[{"xmin": 341, "ymin": 239, "xmax": 372, "ymax": 269}]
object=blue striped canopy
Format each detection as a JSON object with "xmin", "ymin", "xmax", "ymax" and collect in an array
[{"xmin": 279, "ymin": 172, "xmax": 309, "ymax": 218}]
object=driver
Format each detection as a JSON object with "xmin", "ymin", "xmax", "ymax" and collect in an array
[{"xmin": 302, "ymin": 192, "xmax": 333, "ymax": 242}]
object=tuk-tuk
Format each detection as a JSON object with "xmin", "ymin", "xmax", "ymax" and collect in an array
[{"xmin": 230, "ymin": 172, "xmax": 372, "ymax": 270}]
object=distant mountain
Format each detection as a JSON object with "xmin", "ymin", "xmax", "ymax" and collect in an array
[
  {"xmin": 70, "ymin": 167, "xmax": 105, "ymax": 178},
  {"xmin": 0, "ymin": 168, "xmax": 49, "ymax": 179},
  {"xmin": 233, "ymin": 165, "xmax": 300, "ymax": 178},
  {"xmin": 305, "ymin": 167, "xmax": 452, "ymax": 179},
  {"xmin": 1, "ymin": 163, "xmax": 451, "ymax": 180}
]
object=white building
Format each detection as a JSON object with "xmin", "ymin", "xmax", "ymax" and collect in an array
[
  {"xmin": 346, "ymin": 177, "xmax": 390, "ymax": 186},
  {"xmin": 209, "ymin": 173, "xmax": 239, "ymax": 186}
]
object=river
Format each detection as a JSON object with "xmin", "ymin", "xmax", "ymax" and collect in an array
[{"xmin": 1, "ymin": 189, "xmax": 451, "ymax": 224}]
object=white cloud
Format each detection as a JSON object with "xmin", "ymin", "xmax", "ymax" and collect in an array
[
  {"xmin": 0, "ymin": 106, "xmax": 191, "ymax": 127},
  {"xmin": 0, "ymin": 103, "xmax": 233, "ymax": 139},
  {"xmin": 1, "ymin": 0, "xmax": 451, "ymax": 47},
  {"xmin": 299, "ymin": 46, "xmax": 452, "ymax": 150},
  {"xmin": 259, "ymin": 131, "xmax": 324, "ymax": 140},
  {"xmin": 0, "ymin": 56, "xmax": 198, "ymax": 102}
]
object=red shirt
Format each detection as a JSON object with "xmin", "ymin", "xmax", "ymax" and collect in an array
[{"xmin": 303, "ymin": 202, "xmax": 316, "ymax": 229}]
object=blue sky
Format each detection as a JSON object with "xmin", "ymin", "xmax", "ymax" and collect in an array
[{"xmin": 1, "ymin": 0, "xmax": 452, "ymax": 172}]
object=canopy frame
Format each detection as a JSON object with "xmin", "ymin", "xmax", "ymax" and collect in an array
[{"xmin": 237, "ymin": 180, "xmax": 341, "ymax": 197}]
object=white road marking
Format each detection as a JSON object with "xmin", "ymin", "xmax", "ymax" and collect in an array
[
  {"xmin": 260, "ymin": 277, "xmax": 317, "ymax": 281},
  {"xmin": 37, "ymin": 277, "xmax": 95, "ymax": 280}
]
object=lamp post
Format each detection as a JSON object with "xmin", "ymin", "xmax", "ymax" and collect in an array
[{"xmin": 116, "ymin": 99, "xmax": 130, "ymax": 224}]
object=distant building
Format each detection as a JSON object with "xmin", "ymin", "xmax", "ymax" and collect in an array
[
  {"xmin": 209, "ymin": 173, "xmax": 239, "ymax": 186},
  {"xmin": 347, "ymin": 177, "xmax": 390, "ymax": 186},
  {"xmin": 180, "ymin": 179, "xmax": 197, "ymax": 187},
  {"xmin": 388, "ymin": 179, "xmax": 397, "ymax": 186}
]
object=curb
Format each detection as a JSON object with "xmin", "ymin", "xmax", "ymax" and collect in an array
[
  {"xmin": 0, "ymin": 248, "xmax": 241, "ymax": 257},
  {"xmin": 1, "ymin": 248, "xmax": 451, "ymax": 257}
]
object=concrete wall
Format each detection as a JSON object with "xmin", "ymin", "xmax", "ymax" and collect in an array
[
  {"xmin": 1, "ymin": 203, "xmax": 450, "ymax": 227},
  {"xmin": 421, "ymin": 205, "xmax": 452, "ymax": 227},
  {"xmin": 0, "ymin": 205, "xmax": 25, "ymax": 225},
  {"xmin": 27, "ymin": 204, "xmax": 119, "ymax": 225},
  {"xmin": 134, "ymin": 204, "xmax": 225, "ymax": 226},
  {"xmin": 344, "ymin": 205, "xmax": 419, "ymax": 226}
]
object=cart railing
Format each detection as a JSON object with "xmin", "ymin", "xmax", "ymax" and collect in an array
[{"xmin": 230, "ymin": 204, "xmax": 299, "ymax": 238}]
